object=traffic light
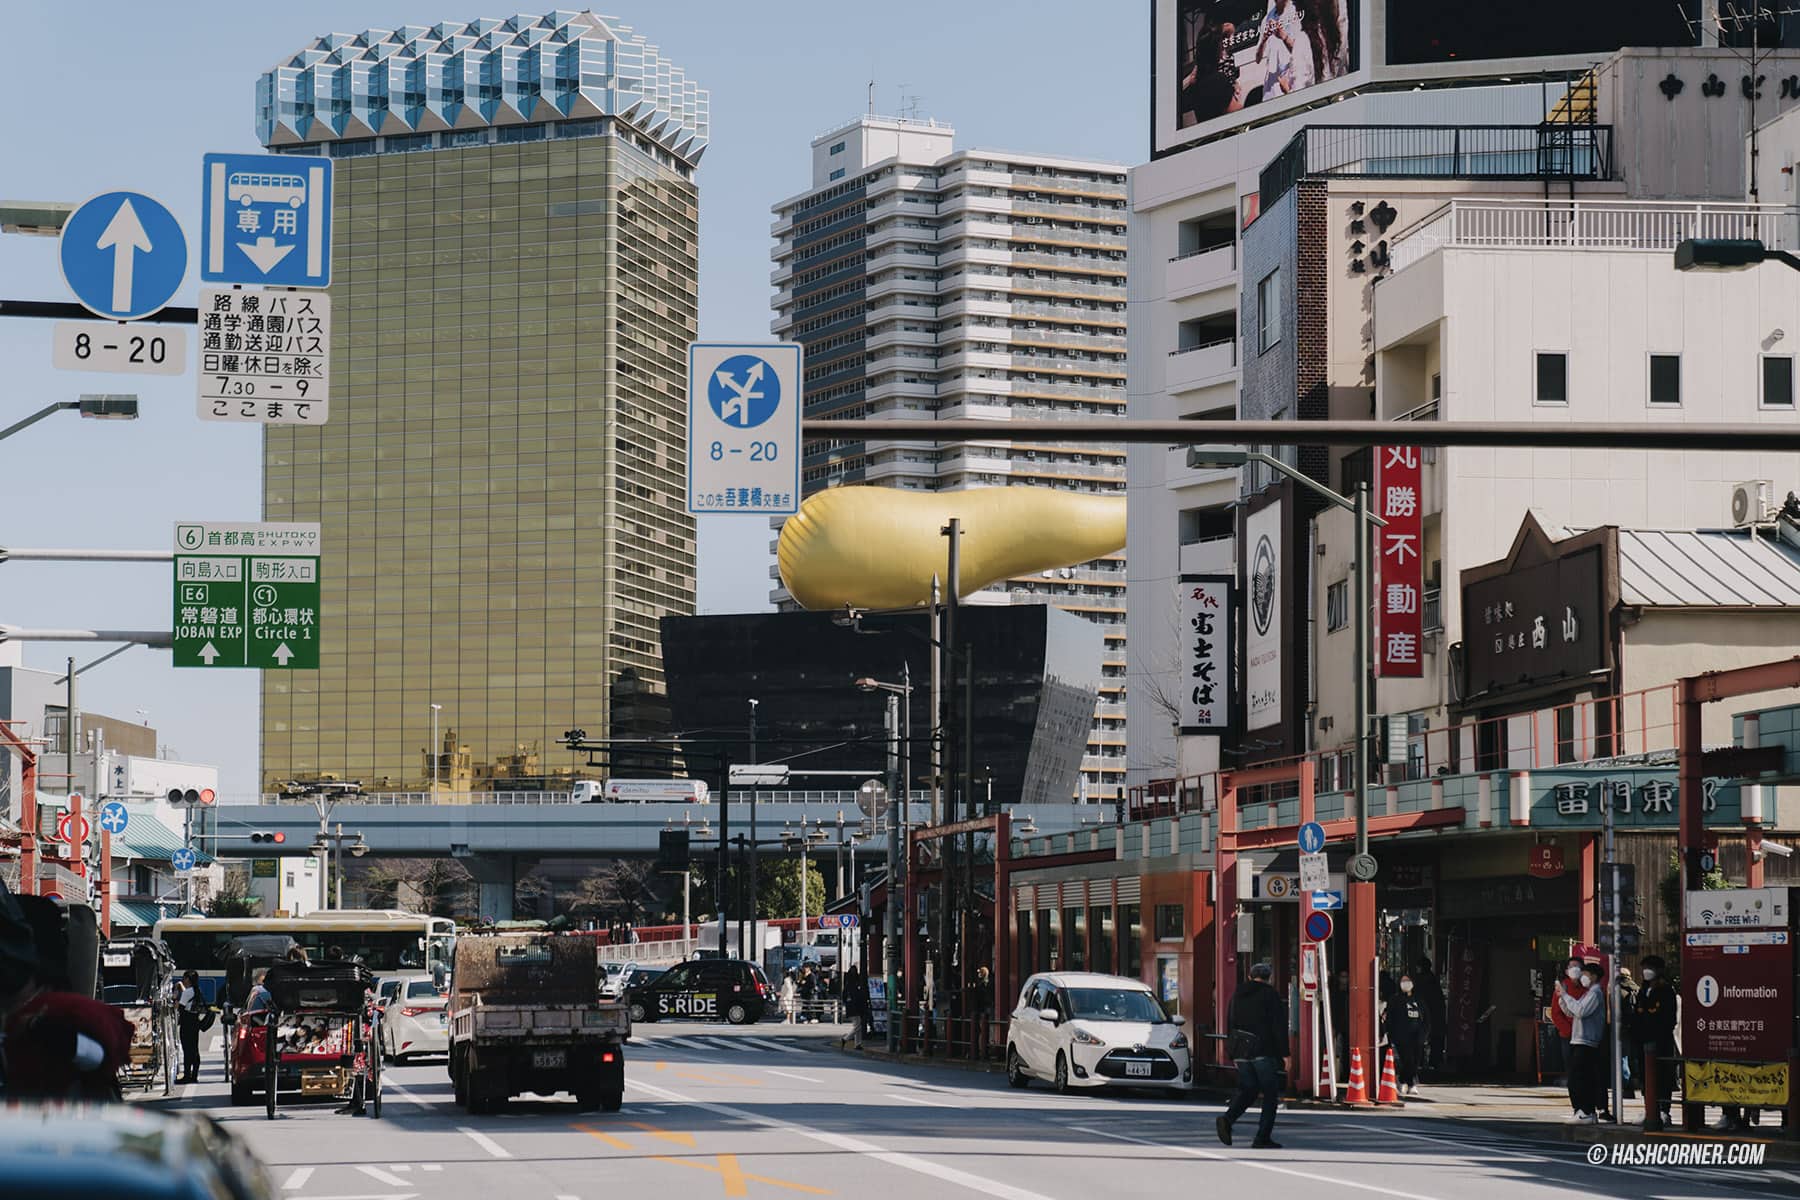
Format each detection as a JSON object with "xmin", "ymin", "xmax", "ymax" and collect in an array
[
  {"xmin": 166, "ymin": 788, "xmax": 217, "ymax": 807},
  {"xmin": 656, "ymin": 829, "xmax": 690, "ymax": 874},
  {"xmin": 249, "ymin": 831, "xmax": 286, "ymax": 845}
]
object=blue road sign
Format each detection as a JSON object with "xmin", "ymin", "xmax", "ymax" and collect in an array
[
  {"xmin": 171, "ymin": 847, "xmax": 198, "ymax": 873},
  {"xmin": 200, "ymin": 152, "xmax": 333, "ymax": 287},
  {"xmin": 687, "ymin": 342, "xmax": 802, "ymax": 516},
  {"xmin": 59, "ymin": 192, "xmax": 188, "ymax": 320},
  {"xmin": 1304, "ymin": 910, "xmax": 1334, "ymax": 941},
  {"xmin": 1297, "ymin": 820, "xmax": 1326, "ymax": 855},
  {"xmin": 1310, "ymin": 889, "xmax": 1345, "ymax": 911},
  {"xmin": 97, "ymin": 802, "xmax": 130, "ymax": 836}
]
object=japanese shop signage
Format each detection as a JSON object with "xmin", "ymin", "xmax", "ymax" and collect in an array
[
  {"xmin": 1243, "ymin": 498, "xmax": 1282, "ymax": 730},
  {"xmin": 1375, "ymin": 445, "xmax": 1423, "ymax": 677},
  {"xmin": 1461, "ymin": 517, "xmax": 1614, "ymax": 702},
  {"xmin": 1528, "ymin": 769, "xmax": 1742, "ymax": 828},
  {"xmin": 1179, "ymin": 575, "xmax": 1231, "ymax": 733}
]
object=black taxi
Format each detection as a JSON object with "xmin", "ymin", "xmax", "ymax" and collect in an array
[{"xmin": 624, "ymin": 958, "xmax": 771, "ymax": 1024}]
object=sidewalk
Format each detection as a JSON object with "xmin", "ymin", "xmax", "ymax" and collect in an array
[{"xmin": 836, "ymin": 1042, "xmax": 1800, "ymax": 1162}]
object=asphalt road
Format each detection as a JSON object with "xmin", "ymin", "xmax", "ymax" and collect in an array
[{"xmin": 153, "ymin": 1024, "xmax": 1800, "ymax": 1200}]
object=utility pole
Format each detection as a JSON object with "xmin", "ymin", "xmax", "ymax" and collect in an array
[
  {"xmin": 746, "ymin": 698, "xmax": 759, "ymax": 962},
  {"xmin": 1353, "ymin": 480, "xmax": 1371, "ymax": 861},
  {"xmin": 1604, "ymin": 787, "xmax": 1623, "ymax": 1124}
]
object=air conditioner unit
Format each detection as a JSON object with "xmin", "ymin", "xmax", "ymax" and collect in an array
[{"xmin": 1731, "ymin": 479, "xmax": 1775, "ymax": 527}]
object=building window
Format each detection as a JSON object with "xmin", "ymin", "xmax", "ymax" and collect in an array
[
  {"xmin": 1121, "ymin": 903, "xmax": 1142, "ymax": 978},
  {"xmin": 1154, "ymin": 903, "xmax": 1183, "ymax": 942},
  {"xmin": 830, "ymin": 140, "xmax": 846, "ymax": 155},
  {"xmin": 828, "ymin": 168, "xmax": 845, "ymax": 181},
  {"xmin": 1535, "ymin": 352, "xmax": 1568, "ymax": 406},
  {"xmin": 1257, "ymin": 268, "xmax": 1280, "ymax": 354},
  {"xmin": 1763, "ymin": 355, "xmax": 1794, "ymax": 409},
  {"xmin": 1430, "ymin": 372, "xmax": 1442, "ymax": 402},
  {"xmin": 1326, "ymin": 579, "xmax": 1349, "ymax": 632},
  {"xmin": 1649, "ymin": 353, "xmax": 1681, "ymax": 406}
]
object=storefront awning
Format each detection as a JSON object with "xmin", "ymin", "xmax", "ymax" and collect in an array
[{"xmin": 116, "ymin": 815, "xmax": 212, "ymax": 865}]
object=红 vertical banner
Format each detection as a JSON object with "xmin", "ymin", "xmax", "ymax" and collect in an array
[
  {"xmin": 1179, "ymin": 575, "xmax": 1231, "ymax": 733},
  {"xmin": 1376, "ymin": 445, "xmax": 1423, "ymax": 677}
]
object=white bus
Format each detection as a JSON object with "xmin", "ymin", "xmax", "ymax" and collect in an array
[
  {"xmin": 152, "ymin": 910, "xmax": 454, "ymax": 1003},
  {"xmin": 226, "ymin": 171, "xmax": 307, "ymax": 206}
]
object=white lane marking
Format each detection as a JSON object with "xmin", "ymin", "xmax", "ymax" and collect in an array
[
  {"xmin": 1345, "ymin": 1121, "xmax": 1784, "ymax": 1198},
  {"xmin": 388, "ymin": 1166, "xmax": 410, "ymax": 1173},
  {"xmin": 283, "ymin": 1167, "xmax": 314, "ymax": 1190},
  {"xmin": 699, "ymin": 1037, "xmax": 748, "ymax": 1051},
  {"xmin": 659, "ymin": 1036, "xmax": 713, "ymax": 1050},
  {"xmin": 357, "ymin": 1166, "xmax": 412, "ymax": 1187},
  {"xmin": 382, "ymin": 1081, "xmax": 428, "ymax": 1109},
  {"xmin": 455, "ymin": 1126, "xmax": 511, "ymax": 1159},
  {"xmin": 885, "ymin": 1092, "xmax": 948, "ymax": 1107},
  {"xmin": 421, "ymin": 1166, "xmax": 442, "ymax": 1173},
  {"xmin": 766, "ymin": 1069, "xmax": 824, "ymax": 1084},
  {"xmin": 629, "ymin": 1079, "xmax": 1060, "ymax": 1200},
  {"xmin": 739, "ymin": 1036, "xmax": 804, "ymax": 1053},
  {"xmin": 1072, "ymin": 1125, "xmax": 1447, "ymax": 1200}
]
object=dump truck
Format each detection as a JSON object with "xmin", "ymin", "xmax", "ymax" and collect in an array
[{"xmin": 447, "ymin": 931, "xmax": 627, "ymax": 1113}]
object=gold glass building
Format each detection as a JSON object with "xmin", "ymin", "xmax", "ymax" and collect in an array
[{"xmin": 256, "ymin": 14, "xmax": 705, "ymax": 793}]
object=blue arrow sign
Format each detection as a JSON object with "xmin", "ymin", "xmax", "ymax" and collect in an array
[
  {"xmin": 1309, "ymin": 889, "xmax": 1345, "ymax": 911},
  {"xmin": 60, "ymin": 192, "xmax": 188, "ymax": 320},
  {"xmin": 171, "ymin": 847, "xmax": 198, "ymax": 873},
  {"xmin": 97, "ymin": 802, "xmax": 130, "ymax": 835},
  {"xmin": 201, "ymin": 152, "xmax": 333, "ymax": 287},
  {"xmin": 1297, "ymin": 820, "xmax": 1326, "ymax": 855}
]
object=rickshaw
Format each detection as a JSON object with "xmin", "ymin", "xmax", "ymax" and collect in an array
[
  {"xmin": 218, "ymin": 934, "xmax": 302, "ymax": 1090},
  {"xmin": 233, "ymin": 960, "xmax": 383, "ymax": 1118},
  {"xmin": 99, "ymin": 938, "xmax": 177, "ymax": 1096}
]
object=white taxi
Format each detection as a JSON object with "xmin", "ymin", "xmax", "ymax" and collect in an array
[{"xmin": 1005, "ymin": 971, "xmax": 1191, "ymax": 1095}]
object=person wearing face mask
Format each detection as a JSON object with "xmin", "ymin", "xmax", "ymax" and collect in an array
[
  {"xmin": 1557, "ymin": 960, "xmax": 1605, "ymax": 1123},
  {"xmin": 1387, "ymin": 973, "xmax": 1430, "ymax": 1096},
  {"xmin": 1630, "ymin": 955, "xmax": 1678, "ymax": 1125},
  {"xmin": 1547, "ymin": 956, "xmax": 1588, "ymax": 1116}
]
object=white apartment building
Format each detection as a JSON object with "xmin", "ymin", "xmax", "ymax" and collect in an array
[
  {"xmin": 770, "ymin": 115, "xmax": 1130, "ymax": 795},
  {"xmin": 1127, "ymin": 12, "xmax": 1800, "ymax": 792}
]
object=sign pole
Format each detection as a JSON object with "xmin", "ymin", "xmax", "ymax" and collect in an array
[{"xmin": 1605, "ymin": 791, "xmax": 1623, "ymax": 1124}]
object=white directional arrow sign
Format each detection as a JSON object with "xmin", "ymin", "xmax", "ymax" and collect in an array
[
  {"xmin": 715, "ymin": 358, "xmax": 766, "ymax": 426},
  {"xmin": 271, "ymin": 643, "xmax": 295, "ymax": 666},
  {"xmin": 197, "ymin": 642, "xmax": 221, "ymax": 665},
  {"xmin": 95, "ymin": 199, "xmax": 153, "ymax": 314},
  {"xmin": 238, "ymin": 236, "xmax": 296, "ymax": 275}
]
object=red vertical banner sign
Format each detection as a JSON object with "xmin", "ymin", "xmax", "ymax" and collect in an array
[{"xmin": 1375, "ymin": 445, "xmax": 1423, "ymax": 677}]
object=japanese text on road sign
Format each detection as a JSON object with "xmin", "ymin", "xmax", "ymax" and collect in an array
[
  {"xmin": 687, "ymin": 342, "xmax": 801, "ymax": 516},
  {"xmin": 172, "ymin": 522, "xmax": 320, "ymax": 670},
  {"xmin": 197, "ymin": 289, "xmax": 330, "ymax": 424},
  {"xmin": 201, "ymin": 153, "xmax": 333, "ymax": 288}
]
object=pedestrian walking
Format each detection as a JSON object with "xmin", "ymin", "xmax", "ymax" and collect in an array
[
  {"xmin": 1387, "ymin": 973, "xmax": 1430, "ymax": 1096},
  {"xmin": 1412, "ymin": 958, "xmax": 1446, "ymax": 1069},
  {"xmin": 1557, "ymin": 960, "xmax": 1605, "ymax": 1123},
  {"xmin": 1216, "ymin": 962, "xmax": 1288, "ymax": 1149},
  {"xmin": 799, "ymin": 963, "xmax": 820, "ymax": 1023},
  {"xmin": 1615, "ymin": 966, "xmax": 1640, "ymax": 1101},
  {"xmin": 1631, "ymin": 954, "xmax": 1678, "ymax": 1125},
  {"xmin": 176, "ymin": 970, "xmax": 205, "ymax": 1084},
  {"xmin": 779, "ymin": 970, "xmax": 798, "ymax": 1023},
  {"xmin": 1547, "ymin": 955, "xmax": 1587, "ymax": 1116},
  {"xmin": 841, "ymin": 965, "xmax": 866, "ymax": 1045}
]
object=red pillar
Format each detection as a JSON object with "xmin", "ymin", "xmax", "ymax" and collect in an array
[
  {"xmin": 1578, "ymin": 834, "xmax": 1597, "ymax": 946},
  {"xmin": 1347, "ymin": 878, "xmax": 1376, "ymax": 1104}
]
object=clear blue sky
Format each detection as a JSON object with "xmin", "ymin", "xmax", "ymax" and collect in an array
[{"xmin": 0, "ymin": 2, "xmax": 1145, "ymax": 800}]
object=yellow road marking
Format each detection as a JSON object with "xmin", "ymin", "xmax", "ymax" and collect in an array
[
  {"xmin": 630, "ymin": 1121, "xmax": 696, "ymax": 1147},
  {"xmin": 573, "ymin": 1123, "xmax": 634, "ymax": 1151},
  {"xmin": 654, "ymin": 1060, "xmax": 669, "ymax": 1072},
  {"xmin": 651, "ymin": 1153, "xmax": 831, "ymax": 1197}
]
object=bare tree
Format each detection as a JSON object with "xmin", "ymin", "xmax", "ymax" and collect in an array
[
  {"xmin": 571, "ymin": 859, "xmax": 662, "ymax": 924},
  {"xmin": 359, "ymin": 857, "xmax": 475, "ymax": 918}
]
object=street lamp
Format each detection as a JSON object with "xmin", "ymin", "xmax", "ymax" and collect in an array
[
  {"xmin": 780, "ymin": 820, "xmax": 830, "ymax": 950},
  {"xmin": 0, "ymin": 200, "xmax": 75, "ymax": 236},
  {"xmin": 1673, "ymin": 237, "xmax": 1800, "ymax": 273},
  {"xmin": 309, "ymin": 823, "xmax": 369, "ymax": 911},
  {"xmin": 429, "ymin": 703, "xmax": 443, "ymax": 791},
  {"xmin": 1, "ymin": 395, "xmax": 139, "ymax": 444}
]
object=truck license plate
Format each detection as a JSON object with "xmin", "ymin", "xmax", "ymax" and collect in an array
[
  {"xmin": 532, "ymin": 1050, "xmax": 567, "ymax": 1070},
  {"xmin": 1125, "ymin": 1061, "xmax": 1152, "ymax": 1078}
]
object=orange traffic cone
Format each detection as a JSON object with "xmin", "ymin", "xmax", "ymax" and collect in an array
[
  {"xmin": 1378, "ymin": 1046, "xmax": 1402, "ymax": 1103},
  {"xmin": 1344, "ymin": 1047, "xmax": 1369, "ymax": 1104}
]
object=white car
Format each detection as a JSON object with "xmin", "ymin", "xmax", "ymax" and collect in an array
[
  {"xmin": 1005, "ymin": 971, "xmax": 1192, "ymax": 1095},
  {"xmin": 381, "ymin": 977, "xmax": 449, "ymax": 1062}
]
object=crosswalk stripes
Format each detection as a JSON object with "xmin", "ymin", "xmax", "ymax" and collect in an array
[{"xmin": 629, "ymin": 1032, "xmax": 828, "ymax": 1056}]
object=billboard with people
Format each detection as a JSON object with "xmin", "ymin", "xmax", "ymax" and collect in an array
[{"xmin": 1155, "ymin": 0, "xmax": 1359, "ymax": 155}]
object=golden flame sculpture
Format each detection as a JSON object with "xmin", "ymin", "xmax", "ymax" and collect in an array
[{"xmin": 777, "ymin": 485, "xmax": 1127, "ymax": 611}]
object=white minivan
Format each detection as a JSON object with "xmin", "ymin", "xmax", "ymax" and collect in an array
[{"xmin": 1006, "ymin": 971, "xmax": 1192, "ymax": 1095}]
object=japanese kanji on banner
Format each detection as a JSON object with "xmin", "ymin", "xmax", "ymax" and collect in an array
[
  {"xmin": 1179, "ymin": 575, "xmax": 1232, "ymax": 733},
  {"xmin": 1375, "ymin": 446, "xmax": 1423, "ymax": 677}
]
